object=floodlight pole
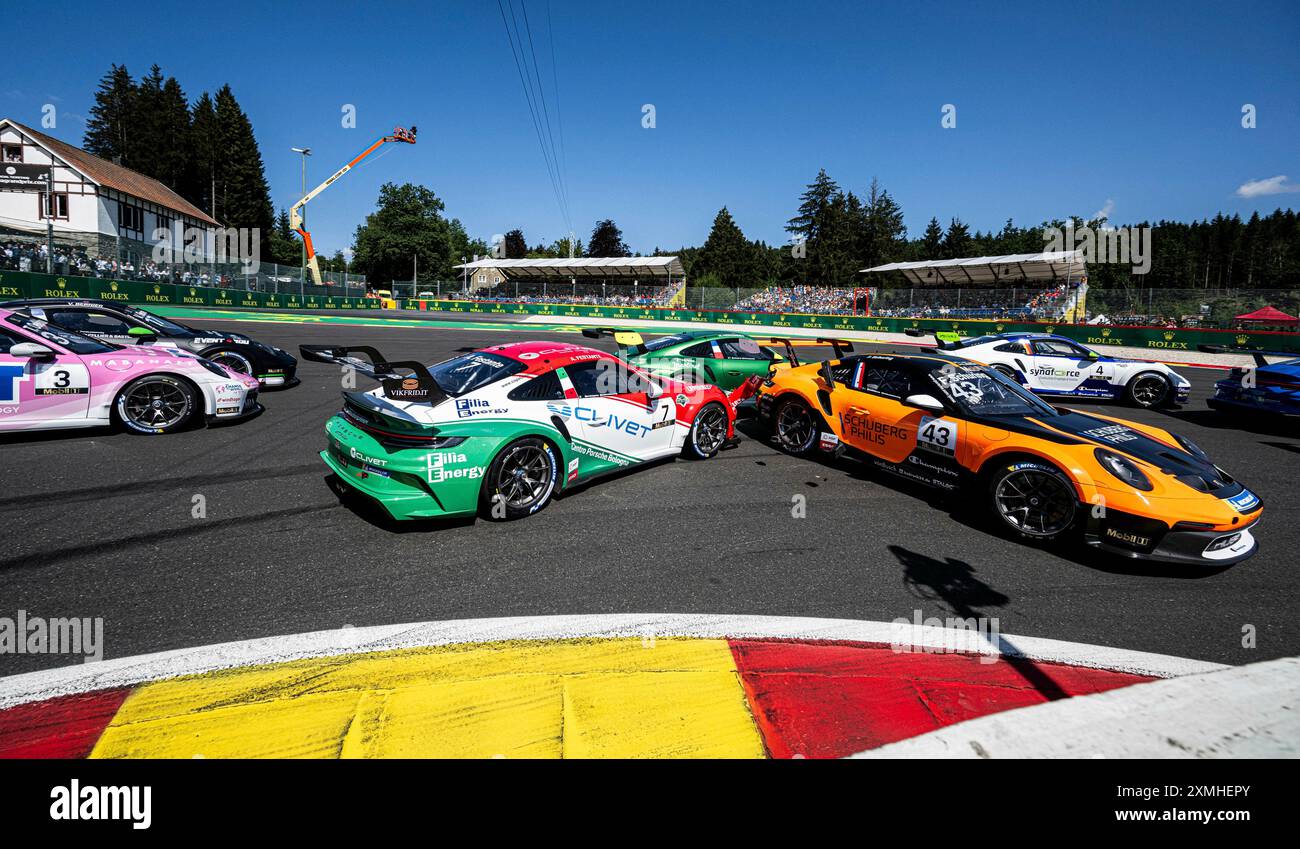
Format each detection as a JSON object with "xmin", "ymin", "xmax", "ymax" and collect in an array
[
  {"xmin": 45, "ymin": 158, "xmax": 54, "ymax": 273},
  {"xmin": 291, "ymin": 147, "xmax": 312, "ymax": 294}
]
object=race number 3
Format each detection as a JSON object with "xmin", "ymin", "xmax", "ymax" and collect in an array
[{"xmin": 918, "ymin": 416, "xmax": 958, "ymax": 457}]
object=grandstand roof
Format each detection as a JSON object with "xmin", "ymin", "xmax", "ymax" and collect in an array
[
  {"xmin": 861, "ymin": 250, "xmax": 1085, "ymax": 286},
  {"xmin": 452, "ymin": 256, "xmax": 685, "ymax": 278}
]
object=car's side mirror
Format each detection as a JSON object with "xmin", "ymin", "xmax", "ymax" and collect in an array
[
  {"xmin": 903, "ymin": 393, "xmax": 945, "ymax": 413},
  {"xmin": 645, "ymin": 380, "xmax": 664, "ymax": 400},
  {"xmin": 127, "ymin": 326, "xmax": 157, "ymax": 343},
  {"xmin": 9, "ymin": 342, "xmax": 56, "ymax": 360}
]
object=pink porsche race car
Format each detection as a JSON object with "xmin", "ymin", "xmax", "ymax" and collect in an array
[{"xmin": 0, "ymin": 307, "xmax": 261, "ymax": 435}]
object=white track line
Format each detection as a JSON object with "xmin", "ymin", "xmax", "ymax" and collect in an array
[{"xmin": 0, "ymin": 613, "xmax": 1226, "ymax": 709}]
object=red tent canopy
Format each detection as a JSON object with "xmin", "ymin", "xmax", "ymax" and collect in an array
[{"xmin": 1235, "ymin": 305, "xmax": 1298, "ymax": 325}]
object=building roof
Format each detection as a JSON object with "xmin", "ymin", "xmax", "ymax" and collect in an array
[
  {"xmin": 861, "ymin": 250, "xmax": 1085, "ymax": 285},
  {"xmin": 453, "ymin": 256, "xmax": 684, "ymax": 278},
  {"xmin": 1, "ymin": 118, "xmax": 219, "ymax": 226}
]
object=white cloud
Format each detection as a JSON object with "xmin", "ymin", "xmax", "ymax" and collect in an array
[
  {"xmin": 1091, "ymin": 199, "xmax": 1114, "ymax": 222},
  {"xmin": 1235, "ymin": 175, "xmax": 1300, "ymax": 198}
]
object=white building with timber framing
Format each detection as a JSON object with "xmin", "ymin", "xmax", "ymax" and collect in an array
[{"xmin": 0, "ymin": 117, "xmax": 220, "ymax": 263}]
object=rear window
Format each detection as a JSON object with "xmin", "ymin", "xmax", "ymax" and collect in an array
[
  {"xmin": 429, "ymin": 352, "xmax": 525, "ymax": 397},
  {"xmin": 5, "ymin": 314, "xmax": 117, "ymax": 354},
  {"xmin": 642, "ymin": 333, "xmax": 692, "ymax": 352}
]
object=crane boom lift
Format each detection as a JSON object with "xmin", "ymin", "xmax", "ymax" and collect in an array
[{"xmin": 290, "ymin": 125, "xmax": 417, "ymax": 287}]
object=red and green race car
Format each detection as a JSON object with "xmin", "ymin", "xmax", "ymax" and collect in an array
[{"xmin": 300, "ymin": 339, "xmax": 757, "ymax": 521}]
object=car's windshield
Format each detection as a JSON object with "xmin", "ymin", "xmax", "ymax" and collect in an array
[
  {"xmin": 428, "ymin": 351, "xmax": 525, "ymax": 396},
  {"xmin": 125, "ymin": 307, "xmax": 195, "ymax": 336},
  {"xmin": 5, "ymin": 313, "xmax": 119, "ymax": 354},
  {"xmin": 642, "ymin": 333, "xmax": 693, "ymax": 352},
  {"xmin": 926, "ymin": 363, "xmax": 1057, "ymax": 417}
]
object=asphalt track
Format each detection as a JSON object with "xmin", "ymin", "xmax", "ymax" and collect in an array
[{"xmin": 1, "ymin": 309, "xmax": 1297, "ymax": 676}]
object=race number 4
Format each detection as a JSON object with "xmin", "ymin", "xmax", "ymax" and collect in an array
[{"xmin": 918, "ymin": 416, "xmax": 958, "ymax": 457}]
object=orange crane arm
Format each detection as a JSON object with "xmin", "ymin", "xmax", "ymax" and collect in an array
[{"xmin": 289, "ymin": 125, "xmax": 416, "ymax": 287}]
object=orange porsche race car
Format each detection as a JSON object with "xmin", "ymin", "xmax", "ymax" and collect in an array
[{"xmin": 755, "ymin": 351, "xmax": 1263, "ymax": 565}]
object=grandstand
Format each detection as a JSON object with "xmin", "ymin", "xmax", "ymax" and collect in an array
[{"xmin": 0, "ymin": 224, "xmax": 367, "ymax": 297}]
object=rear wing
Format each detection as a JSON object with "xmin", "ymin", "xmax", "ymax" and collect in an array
[
  {"xmin": 751, "ymin": 337, "xmax": 855, "ymax": 366},
  {"xmin": 581, "ymin": 327, "xmax": 647, "ymax": 355},
  {"xmin": 299, "ymin": 344, "xmax": 446, "ymax": 404},
  {"xmin": 1197, "ymin": 344, "xmax": 1296, "ymax": 368},
  {"xmin": 903, "ymin": 328, "xmax": 963, "ymax": 350}
]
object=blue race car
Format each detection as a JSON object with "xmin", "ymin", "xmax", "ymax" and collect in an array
[{"xmin": 1200, "ymin": 345, "xmax": 1300, "ymax": 418}]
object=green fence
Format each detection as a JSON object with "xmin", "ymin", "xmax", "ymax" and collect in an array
[
  {"xmin": 0, "ymin": 270, "xmax": 384, "ymax": 312},
  {"xmin": 408, "ymin": 298, "xmax": 1300, "ymax": 354}
]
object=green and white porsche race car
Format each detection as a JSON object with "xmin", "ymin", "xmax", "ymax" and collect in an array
[{"xmin": 300, "ymin": 340, "xmax": 756, "ymax": 522}]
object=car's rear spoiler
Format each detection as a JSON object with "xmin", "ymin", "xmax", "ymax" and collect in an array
[
  {"xmin": 581, "ymin": 327, "xmax": 647, "ymax": 355},
  {"xmin": 903, "ymin": 328, "xmax": 964, "ymax": 350},
  {"xmin": 299, "ymin": 344, "xmax": 446, "ymax": 404},
  {"xmin": 1197, "ymin": 344, "xmax": 1296, "ymax": 368},
  {"xmin": 751, "ymin": 337, "xmax": 854, "ymax": 366}
]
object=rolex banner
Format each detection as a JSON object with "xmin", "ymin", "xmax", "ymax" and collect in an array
[{"xmin": 0, "ymin": 270, "xmax": 1295, "ymax": 353}]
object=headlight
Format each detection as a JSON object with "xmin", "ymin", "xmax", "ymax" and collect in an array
[
  {"xmin": 1095, "ymin": 448, "xmax": 1153, "ymax": 491},
  {"xmin": 1174, "ymin": 433, "xmax": 1209, "ymax": 461},
  {"xmin": 198, "ymin": 358, "xmax": 230, "ymax": 377}
]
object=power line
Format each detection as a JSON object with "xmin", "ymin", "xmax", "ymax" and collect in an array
[{"xmin": 496, "ymin": 0, "xmax": 571, "ymax": 237}]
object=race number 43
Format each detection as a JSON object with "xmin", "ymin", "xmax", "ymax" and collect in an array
[{"xmin": 918, "ymin": 416, "xmax": 958, "ymax": 457}]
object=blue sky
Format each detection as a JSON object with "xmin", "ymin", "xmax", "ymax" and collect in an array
[{"xmin": 4, "ymin": 0, "xmax": 1298, "ymax": 257}]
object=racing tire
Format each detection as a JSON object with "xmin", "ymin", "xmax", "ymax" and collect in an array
[
  {"xmin": 205, "ymin": 348, "xmax": 256, "ymax": 379},
  {"xmin": 991, "ymin": 364, "xmax": 1020, "ymax": 382},
  {"xmin": 114, "ymin": 374, "xmax": 199, "ymax": 435},
  {"xmin": 1126, "ymin": 371, "xmax": 1170, "ymax": 408},
  {"xmin": 683, "ymin": 401, "xmax": 728, "ymax": 460},
  {"xmin": 772, "ymin": 396, "xmax": 821, "ymax": 457},
  {"xmin": 987, "ymin": 459, "xmax": 1079, "ymax": 543},
  {"xmin": 480, "ymin": 437, "xmax": 559, "ymax": 521}
]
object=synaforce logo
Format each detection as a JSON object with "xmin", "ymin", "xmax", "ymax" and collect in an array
[{"xmin": 1029, "ymin": 366, "xmax": 1081, "ymax": 378}]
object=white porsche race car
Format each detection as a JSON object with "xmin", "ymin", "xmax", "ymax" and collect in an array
[{"xmin": 912, "ymin": 331, "xmax": 1191, "ymax": 408}]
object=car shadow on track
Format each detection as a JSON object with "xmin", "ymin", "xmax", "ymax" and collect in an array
[
  {"xmin": 325, "ymin": 451, "xmax": 693, "ymax": 534},
  {"xmin": 1154, "ymin": 407, "xmax": 1297, "ymax": 438},
  {"xmin": 889, "ymin": 544, "xmax": 1074, "ymax": 701},
  {"xmin": 0, "ymin": 425, "xmax": 119, "ymax": 445},
  {"xmin": 734, "ymin": 419, "xmax": 1236, "ymax": 580}
]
